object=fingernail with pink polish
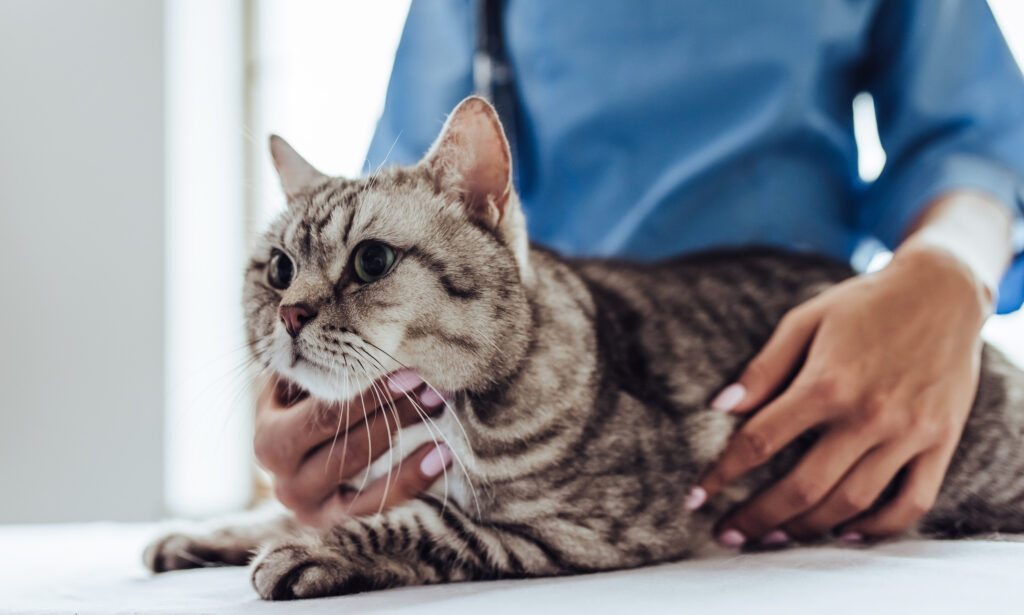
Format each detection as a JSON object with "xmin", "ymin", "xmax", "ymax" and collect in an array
[
  {"xmin": 711, "ymin": 383, "xmax": 746, "ymax": 412},
  {"xmin": 387, "ymin": 369, "xmax": 423, "ymax": 395},
  {"xmin": 761, "ymin": 530, "xmax": 790, "ymax": 547},
  {"xmin": 684, "ymin": 487, "xmax": 707, "ymax": 511},
  {"xmin": 840, "ymin": 531, "xmax": 863, "ymax": 544},
  {"xmin": 717, "ymin": 529, "xmax": 746, "ymax": 549},
  {"xmin": 420, "ymin": 387, "xmax": 450, "ymax": 409},
  {"xmin": 420, "ymin": 444, "xmax": 453, "ymax": 479}
]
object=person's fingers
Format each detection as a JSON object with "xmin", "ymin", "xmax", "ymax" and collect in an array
[
  {"xmin": 843, "ymin": 445, "xmax": 952, "ymax": 539},
  {"xmin": 346, "ymin": 443, "xmax": 454, "ymax": 516},
  {"xmin": 254, "ymin": 373, "xmax": 303, "ymax": 425},
  {"xmin": 268, "ymin": 373, "xmax": 312, "ymax": 407},
  {"xmin": 305, "ymin": 443, "xmax": 453, "ymax": 526},
  {"xmin": 711, "ymin": 301, "xmax": 823, "ymax": 414},
  {"xmin": 254, "ymin": 394, "xmax": 321, "ymax": 475},
  {"xmin": 784, "ymin": 440, "xmax": 915, "ymax": 539},
  {"xmin": 274, "ymin": 393, "xmax": 444, "ymax": 511},
  {"xmin": 715, "ymin": 427, "xmax": 872, "ymax": 544},
  {"xmin": 254, "ymin": 370, "xmax": 424, "ymax": 475},
  {"xmin": 694, "ymin": 384, "xmax": 826, "ymax": 505}
]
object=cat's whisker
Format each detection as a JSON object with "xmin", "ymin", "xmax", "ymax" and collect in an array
[
  {"xmin": 351, "ymin": 343, "xmax": 479, "ymax": 518},
  {"xmin": 322, "ymin": 358, "xmax": 352, "ymax": 477},
  {"xmin": 362, "ymin": 362, "xmax": 454, "ymax": 515},
  {"xmin": 361, "ymin": 365, "xmax": 398, "ymax": 518},
  {"xmin": 347, "ymin": 359, "xmax": 379, "ymax": 496},
  {"xmin": 353, "ymin": 369, "xmax": 449, "ymax": 502},
  {"xmin": 368, "ymin": 356, "xmax": 411, "ymax": 471},
  {"xmin": 363, "ymin": 132, "xmax": 402, "ymax": 193},
  {"xmin": 350, "ymin": 346, "xmax": 442, "ymax": 441},
  {"xmin": 170, "ymin": 340, "xmax": 263, "ymax": 409},
  {"xmin": 335, "ymin": 374, "xmax": 354, "ymax": 501},
  {"xmin": 354, "ymin": 349, "xmax": 458, "ymax": 515},
  {"xmin": 211, "ymin": 356, "xmax": 271, "ymax": 438},
  {"xmin": 356, "ymin": 340, "xmax": 481, "ymax": 490},
  {"xmin": 210, "ymin": 342, "xmax": 282, "ymax": 420},
  {"xmin": 351, "ymin": 355, "xmax": 425, "ymax": 514},
  {"xmin": 164, "ymin": 340, "xmax": 272, "ymax": 452}
]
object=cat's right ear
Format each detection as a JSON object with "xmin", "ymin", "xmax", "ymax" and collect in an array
[
  {"xmin": 269, "ymin": 135, "xmax": 327, "ymax": 199},
  {"xmin": 422, "ymin": 96, "xmax": 513, "ymax": 230}
]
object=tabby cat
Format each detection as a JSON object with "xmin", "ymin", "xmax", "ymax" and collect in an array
[{"xmin": 145, "ymin": 97, "xmax": 1024, "ymax": 600}]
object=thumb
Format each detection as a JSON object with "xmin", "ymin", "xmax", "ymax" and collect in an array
[{"xmin": 712, "ymin": 300, "xmax": 823, "ymax": 414}]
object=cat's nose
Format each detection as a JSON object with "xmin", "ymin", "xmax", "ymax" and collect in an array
[{"xmin": 279, "ymin": 303, "xmax": 318, "ymax": 338}]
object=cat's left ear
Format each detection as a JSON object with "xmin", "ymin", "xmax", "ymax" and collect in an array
[
  {"xmin": 422, "ymin": 96, "xmax": 512, "ymax": 229},
  {"xmin": 269, "ymin": 135, "xmax": 328, "ymax": 199}
]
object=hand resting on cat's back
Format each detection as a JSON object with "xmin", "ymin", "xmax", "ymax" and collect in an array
[{"xmin": 144, "ymin": 96, "xmax": 1024, "ymax": 600}]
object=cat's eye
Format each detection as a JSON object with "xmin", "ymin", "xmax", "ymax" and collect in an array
[
  {"xmin": 267, "ymin": 249, "xmax": 294, "ymax": 290},
  {"xmin": 353, "ymin": 241, "xmax": 397, "ymax": 283}
]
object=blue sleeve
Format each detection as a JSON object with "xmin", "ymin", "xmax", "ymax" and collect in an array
[
  {"xmin": 366, "ymin": 0, "xmax": 475, "ymax": 170},
  {"xmin": 858, "ymin": 0, "xmax": 1024, "ymax": 313}
]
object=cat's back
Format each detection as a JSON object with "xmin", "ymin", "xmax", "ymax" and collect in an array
[
  {"xmin": 565, "ymin": 247, "xmax": 853, "ymax": 371},
  {"xmin": 541, "ymin": 246, "xmax": 855, "ymax": 414},
  {"xmin": 568, "ymin": 246, "xmax": 853, "ymax": 305}
]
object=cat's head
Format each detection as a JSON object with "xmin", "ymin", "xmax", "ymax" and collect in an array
[{"xmin": 244, "ymin": 97, "xmax": 533, "ymax": 401}]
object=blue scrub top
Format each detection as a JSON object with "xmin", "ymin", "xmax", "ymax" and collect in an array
[{"xmin": 368, "ymin": 0, "xmax": 1024, "ymax": 313}]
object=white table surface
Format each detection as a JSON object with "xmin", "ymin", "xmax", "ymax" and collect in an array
[{"xmin": 4, "ymin": 522, "xmax": 1024, "ymax": 614}]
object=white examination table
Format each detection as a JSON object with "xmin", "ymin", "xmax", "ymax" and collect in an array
[{"xmin": 3, "ymin": 522, "xmax": 1023, "ymax": 614}]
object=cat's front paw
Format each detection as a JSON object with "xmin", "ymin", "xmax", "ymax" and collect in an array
[
  {"xmin": 251, "ymin": 537, "xmax": 394, "ymax": 600},
  {"xmin": 144, "ymin": 532, "xmax": 251, "ymax": 572}
]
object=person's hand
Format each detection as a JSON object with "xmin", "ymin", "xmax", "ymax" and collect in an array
[
  {"xmin": 687, "ymin": 243, "xmax": 992, "ymax": 547},
  {"xmin": 254, "ymin": 369, "xmax": 450, "ymax": 527}
]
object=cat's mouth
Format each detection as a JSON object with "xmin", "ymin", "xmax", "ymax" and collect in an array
[
  {"xmin": 289, "ymin": 344, "xmax": 310, "ymax": 369},
  {"xmin": 288, "ymin": 344, "xmax": 338, "ymax": 373},
  {"xmin": 271, "ymin": 345, "xmax": 372, "ymax": 403},
  {"xmin": 266, "ymin": 327, "xmax": 395, "ymax": 403}
]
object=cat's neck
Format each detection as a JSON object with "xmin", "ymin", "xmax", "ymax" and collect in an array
[{"xmin": 458, "ymin": 247, "xmax": 598, "ymax": 482}]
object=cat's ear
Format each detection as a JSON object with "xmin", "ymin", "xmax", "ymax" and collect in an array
[
  {"xmin": 422, "ymin": 96, "xmax": 512, "ymax": 229},
  {"xmin": 269, "ymin": 135, "xmax": 328, "ymax": 198}
]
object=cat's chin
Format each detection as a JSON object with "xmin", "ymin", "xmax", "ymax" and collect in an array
[{"xmin": 279, "ymin": 358, "xmax": 374, "ymax": 403}]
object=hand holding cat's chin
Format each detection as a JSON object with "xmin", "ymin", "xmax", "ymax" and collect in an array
[
  {"xmin": 253, "ymin": 369, "xmax": 450, "ymax": 526},
  {"xmin": 689, "ymin": 240, "xmax": 987, "ymax": 548}
]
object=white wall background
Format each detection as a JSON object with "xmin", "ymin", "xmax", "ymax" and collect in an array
[
  {"xmin": 248, "ymin": 0, "xmax": 411, "ymax": 229},
  {"xmin": 0, "ymin": 0, "xmax": 165, "ymax": 522},
  {"xmin": 163, "ymin": 0, "xmax": 252, "ymax": 519}
]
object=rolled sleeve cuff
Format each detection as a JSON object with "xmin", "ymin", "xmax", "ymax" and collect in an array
[
  {"xmin": 997, "ymin": 203, "xmax": 1024, "ymax": 314},
  {"xmin": 863, "ymin": 153, "xmax": 1024, "ymax": 314}
]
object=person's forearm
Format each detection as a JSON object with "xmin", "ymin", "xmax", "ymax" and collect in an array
[{"xmin": 899, "ymin": 189, "xmax": 1014, "ymax": 309}]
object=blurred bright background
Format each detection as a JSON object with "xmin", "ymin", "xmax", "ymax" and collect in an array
[{"xmin": 0, "ymin": 0, "xmax": 1022, "ymax": 524}]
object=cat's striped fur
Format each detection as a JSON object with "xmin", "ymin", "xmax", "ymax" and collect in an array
[{"xmin": 145, "ymin": 97, "xmax": 1024, "ymax": 600}]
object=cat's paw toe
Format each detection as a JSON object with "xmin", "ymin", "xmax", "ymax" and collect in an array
[
  {"xmin": 144, "ymin": 533, "xmax": 211, "ymax": 573},
  {"xmin": 145, "ymin": 531, "xmax": 254, "ymax": 572},
  {"xmin": 251, "ymin": 541, "xmax": 347, "ymax": 601}
]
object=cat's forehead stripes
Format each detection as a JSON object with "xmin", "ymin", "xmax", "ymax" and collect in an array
[
  {"xmin": 276, "ymin": 175, "xmax": 436, "ymax": 287},
  {"xmin": 282, "ymin": 169, "xmax": 437, "ymax": 254},
  {"xmin": 280, "ymin": 180, "xmax": 364, "ymax": 265}
]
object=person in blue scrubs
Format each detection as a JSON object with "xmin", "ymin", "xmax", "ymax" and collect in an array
[{"xmin": 257, "ymin": 1, "xmax": 1024, "ymax": 544}]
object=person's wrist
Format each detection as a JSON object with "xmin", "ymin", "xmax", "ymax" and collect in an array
[
  {"xmin": 899, "ymin": 190, "xmax": 1013, "ymax": 316},
  {"xmin": 891, "ymin": 240, "xmax": 995, "ymax": 318}
]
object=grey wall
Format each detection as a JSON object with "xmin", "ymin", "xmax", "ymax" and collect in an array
[{"xmin": 0, "ymin": 0, "xmax": 165, "ymax": 522}]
